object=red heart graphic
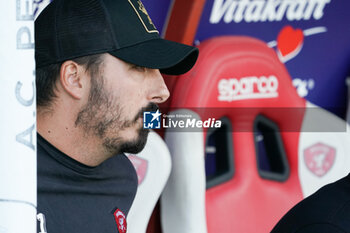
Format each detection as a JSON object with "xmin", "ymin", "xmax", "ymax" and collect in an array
[{"xmin": 277, "ymin": 25, "xmax": 304, "ymax": 58}]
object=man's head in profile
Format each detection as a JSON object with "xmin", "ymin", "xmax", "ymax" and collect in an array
[{"xmin": 35, "ymin": 0, "xmax": 198, "ymax": 166}]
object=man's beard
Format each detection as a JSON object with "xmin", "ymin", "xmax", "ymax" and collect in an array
[{"xmin": 74, "ymin": 75, "xmax": 158, "ymax": 155}]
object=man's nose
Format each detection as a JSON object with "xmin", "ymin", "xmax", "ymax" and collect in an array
[{"xmin": 147, "ymin": 69, "xmax": 170, "ymax": 104}]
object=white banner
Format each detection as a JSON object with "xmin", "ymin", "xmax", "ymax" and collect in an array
[{"xmin": 0, "ymin": 0, "xmax": 38, "ymax": 232}]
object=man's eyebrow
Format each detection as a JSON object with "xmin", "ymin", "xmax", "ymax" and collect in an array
[{"xmin": 123, "ymin": 60, "xmax": 138, "ymax": 67}]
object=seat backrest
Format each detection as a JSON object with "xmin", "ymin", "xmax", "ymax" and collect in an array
[
  {"xmin": 126, "ymin": 131, "xmax": 171, "ymax": 233},
  {"xmin": 298, "ymin": 102, "xmax": 350, "ymax": 197},
  {"xmin": 161, "ymin": 36, "xmax": 350, "ymax": 233}
]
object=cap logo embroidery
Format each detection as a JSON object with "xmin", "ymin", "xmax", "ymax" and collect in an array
[
  {"xmin": 128, "ymin": 0, "xmax": 158, "ymax": 34},
  {"xmin": 137, "ymin": 0, "xmax": 156, "ymax": 28}
]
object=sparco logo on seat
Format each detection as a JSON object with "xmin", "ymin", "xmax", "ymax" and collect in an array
[
  {"xmin": 210, "ymin": 0, "xmax": 331, "ymax": 24},
  {"xmin": 218, "ymin": 75, "xmax": 279, "ymax": 102}
]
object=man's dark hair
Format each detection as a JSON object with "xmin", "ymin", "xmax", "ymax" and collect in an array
[{"xmin": 36, "ymin": 54, "xmax": 104, "ymax": 108}]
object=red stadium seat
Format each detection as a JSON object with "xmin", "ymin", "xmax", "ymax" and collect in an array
[{"xmin": 160, "ymin": 36, "xmax": 350, "ymax": 233}]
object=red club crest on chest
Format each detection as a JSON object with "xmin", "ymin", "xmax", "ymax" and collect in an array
[{"xmin": 114, "ymin": 209, "xmax": 127, "ymax": 233}]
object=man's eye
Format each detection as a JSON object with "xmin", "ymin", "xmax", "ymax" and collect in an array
[{"xmin": 132, "ymin": 65, "xmax": 146, "ymax": 72}]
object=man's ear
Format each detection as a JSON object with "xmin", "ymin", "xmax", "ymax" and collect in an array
[{"xmin": 59, "ymin": 60, "xmax": 86, "ymax": 99}]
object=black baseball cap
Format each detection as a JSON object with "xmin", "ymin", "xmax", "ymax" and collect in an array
[{"xmin": 35, "ymin": 0, "xmax": 199, "ymax": 75}]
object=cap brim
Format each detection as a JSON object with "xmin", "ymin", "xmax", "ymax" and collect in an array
[{"xmin": 109, "ymin": 38, "xmax": 199, "ymax": 75}]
